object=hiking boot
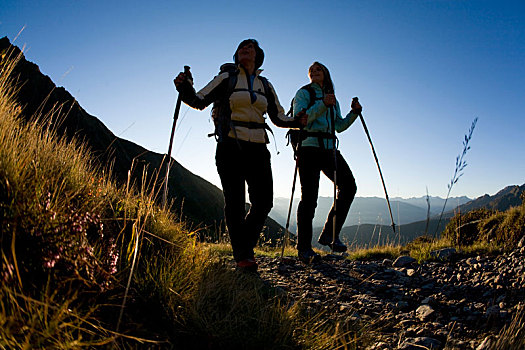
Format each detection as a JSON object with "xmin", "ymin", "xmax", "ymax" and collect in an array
[
  {"xmin": 236, "ymin": 258, "xmax": 258, "ymax": 272},
  {"xmin": 318, "ymin": 236, "xmax": 348, "ymax": 253},
  {"xmin": 298, "ymin": 250, "xmax": 321, "ymax": 264},
  {"xmin": 330, "ymin": 238, "xmax": 348, "ymax": 252}
]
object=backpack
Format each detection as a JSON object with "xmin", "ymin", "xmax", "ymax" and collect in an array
[
  {"xmin": 209, "ymin": 63, "xmax": 273, "ymax": 142},
  {"xmin": 285, "ymin": 84, "xmax": 318, "ymax": 151},
  {"xmin": 286, "ymin": 84, "xmax": 338, "ymax": 152}
]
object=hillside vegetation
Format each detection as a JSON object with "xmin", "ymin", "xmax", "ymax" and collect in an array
[
  {"xmin": 0, "ymin": 36, "xmax": 284, "ymax": 247},
  {"xmin": 0, "ymin": 47, "xmax": 353, "ymax": 349}
]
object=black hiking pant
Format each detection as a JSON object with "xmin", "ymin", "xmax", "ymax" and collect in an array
[
  {"xmin": 296, "ymin": 147, "xmax": 357, "ymax": 252},
  {"xmin": 216, "ymin": 138, "xmax": 273, "ymax": 262}
]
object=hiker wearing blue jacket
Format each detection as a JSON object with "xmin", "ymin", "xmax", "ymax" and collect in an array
[{"xmin": 293, "ymin": 62, "xmax": 362, "ymax": 263}]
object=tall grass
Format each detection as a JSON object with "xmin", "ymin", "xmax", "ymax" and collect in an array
[
  {"xmin": 0, "ymin": 283, "xmax": 115, "ymax": 349},
  {"xmin": 494, "ymin": 305, "xmax": 525, "ymax": 349},
  {"xmin": 435, "ymin": 117, "xmax": 478, "ymax": 234},
  {"xmin": 0, "ymin": 45, "xmax": 125, "ymax": 348},
  {"xmin": 346, "ymin": 244, "xmax": 401, "ymax": 261},
  {"xmin": 0, "ymin": 47, "xmax": 358, "ymax": 348}
]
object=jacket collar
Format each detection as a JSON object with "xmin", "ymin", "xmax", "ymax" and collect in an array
[
  {"xmin": 310, "ymin": 82, "xmax": 323, "ymax": 90},
  {"xmin": 238, "ymin": 64, "xmax": 263, "ymax": 76}
]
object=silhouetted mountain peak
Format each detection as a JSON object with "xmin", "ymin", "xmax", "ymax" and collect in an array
[
  {"xmin": 0, "ymin": 36, "xmax": 284, "ymax": 240},
  {"xmin": 459, "ymin": 184, "xmax": 525, "ymax": 213}
]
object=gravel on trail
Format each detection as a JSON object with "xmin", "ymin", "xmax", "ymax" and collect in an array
[{"xmin": 250, "ymin": 245, "xmax": 525, "ymax": 349}]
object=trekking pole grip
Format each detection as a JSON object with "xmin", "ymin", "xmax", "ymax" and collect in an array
[
  {"xmin": 183, "ymin": 65, "xmax": 192, "ymax": 83},
  {"xmin": 173, "ymin": 65, "xmax": 191, "ymax": 118}
]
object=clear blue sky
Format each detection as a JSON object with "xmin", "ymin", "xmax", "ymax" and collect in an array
[{"xmin": 2, "ymin": 0, "xmax": 524, "ymax": 200}]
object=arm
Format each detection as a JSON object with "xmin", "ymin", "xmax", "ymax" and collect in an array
[
  {"xmin": 334, "ymin": 100, "xmax": 359, "ymax": 132},
  {"xmin": 175, "ymin": 72, "xmax": 229, "ymax": 110},
  {"xmin": 293, "ymin": 88, "xmax": 329, "ymax": 125},
  {"xmin": 335, "ymin": 96, "xmax": 363, "ymax": 132},
  {"xmin": 266, "ymin": 80, "xmax": 303, "ymax": 128}
]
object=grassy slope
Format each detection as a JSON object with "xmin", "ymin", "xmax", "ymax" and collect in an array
[
  {"xmin": 0, "ymin": 48, "xmax": 356, "ymax": 349},
  {"xmin": 0, "ymin": 36, "xmax": 285, "ymax": 245}
]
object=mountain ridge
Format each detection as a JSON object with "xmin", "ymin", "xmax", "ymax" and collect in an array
[
  {"xmin": 270, "ymin": 195, "xmax": 471, "ymax": 234},
  {"xmin": 320, "ymin": 184, "xmax": 525, "ymax": 247},
  {"xmin": 0, "ymin": 37, "xmax": 284, "ymax": 241}
]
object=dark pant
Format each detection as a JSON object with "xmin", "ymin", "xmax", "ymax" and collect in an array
[
  {"xmin": 296, "ymin": 147, "xmax": 357, "ymax": 252},
  {"xmin": 215, "ymin": 138, "xmax": 273, "ymax": 262}
]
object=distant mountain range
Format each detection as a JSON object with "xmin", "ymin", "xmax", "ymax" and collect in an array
[
  {"xmin": 311, "ymin": 184, "xmax": 524, "ymax": 249},
  {"xmin": 270, "ymin": 195, "xmax": 471, "ymax": 233}
]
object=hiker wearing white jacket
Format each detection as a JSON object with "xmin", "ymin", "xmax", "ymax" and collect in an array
[{"xmin": 175, "ymin": 39, "xmax": 306, "ymax": 272}]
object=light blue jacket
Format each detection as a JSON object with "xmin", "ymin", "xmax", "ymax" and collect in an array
[{"xmin": 292, "ymin": 83, "xmax": 358, "ymax": 149}]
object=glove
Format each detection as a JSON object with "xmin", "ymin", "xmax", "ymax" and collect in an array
[
  {"xmin": 295, "ymin": 109, "xmax": 308, "ymax": 128},
  {"xmin": 173, "ymin": 66, "xmax": 193, "ymax": 92},
  {"xmin": 351, "ymin": 97, "xmax": 363, "ymax": 114}
]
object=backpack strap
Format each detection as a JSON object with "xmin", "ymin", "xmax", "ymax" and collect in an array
[
  {"xmin": 302, "ymin": 83, "xmax": 320, "ymax": 111},
  {"xmin": 259, "ymin": 76, "xmax": 271, "ymax": 98},
  {"xmin": 225, "ymin": 71, "xmax": 239, "ymax": 140},
  {"xmin": 258, "ymin": 76, "xmax": 277, "ymax": 144},
  {"xmin": 286, "ymin": 83, "xmax": 322, "ymax": 117},
  {"xmin": 225, "ymin": 71, "xmax": 238, "ymax": 101},
  {"xmin": 208, "ymin": 69, "xmax": 239, "ymax": 140}
]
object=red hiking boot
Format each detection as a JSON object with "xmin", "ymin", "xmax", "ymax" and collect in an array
[{"xmin": 236, "ymin": 258, "xmax": 258, "ymax": 272}]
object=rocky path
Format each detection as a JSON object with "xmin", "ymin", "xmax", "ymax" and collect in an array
[{"xmin": 256, "ymin": 244, "xmax": 525, "ymax": 349}]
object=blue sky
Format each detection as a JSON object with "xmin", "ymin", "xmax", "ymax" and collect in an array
[{"xmin": 2, "ymin": 0, "xmax": 524, "ymax": 200}]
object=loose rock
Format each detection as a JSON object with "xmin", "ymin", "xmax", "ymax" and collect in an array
[
  {"xmin": 393, "ymin": 256, "xmax": 417, "ymax": 267},
  {"xmin": 253, "ymin": 245, "xmax": 525, "ymax": 347}
]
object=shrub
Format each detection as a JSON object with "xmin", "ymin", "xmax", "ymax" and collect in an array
[
  {"xmin": 478, "ymin": 206, "xmax": 525, "ymax": 248},
  {"xmin": 477, "ymin": 212, "xmax": 506, "ymax": 245},
  {"xmin": 442, "ymin": 203, "xmax": 525, "ymax": 249},
  {"xmin": 441, "ymin": 208, "xmax": 493, "ymax": 246}
]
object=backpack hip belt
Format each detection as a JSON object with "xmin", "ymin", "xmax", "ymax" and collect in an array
[
  {"xmin": 307, "ymin": 131, "xmax": 337, "ymax": 150},
  {"xmin": 231, "ymin": 120, "xmax": 270, "ymax": 130},
  {"xmin": 286, "ymin": 130, "xmax": 337, "ymax": 151}
]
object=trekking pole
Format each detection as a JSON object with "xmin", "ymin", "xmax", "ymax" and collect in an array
[
  {"xmin": 163, "ymin": 66, "xmax": 191, "ymax": 207},
  {"xmin": 353, "ymin": 97, "xmax": 396, "ymax": 233},
  {"xmin": 280, "ymin": 121, "xmax": 305, "ymax": 259},
  {"xmin": 280, "ymin": 143, "xmax": 300, "ymax": 259},
  {"xmin": 329, "ymin": 105, "xmax": 338, "ymax": 254}
]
